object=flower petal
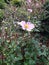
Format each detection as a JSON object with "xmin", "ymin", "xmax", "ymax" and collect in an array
[
  {"xmin": 20, "ymin": 21, "xmax": 26, "ymax": 26},
  {"xmin": 21, "ymin": 26, "xmax": 26, "ymax": 30},
  {"xmin": 26, "ymin": 22, "xmax": 35, "ymax": 31},
  {"xmin": 27, "ymin": 9, "xmax": 32, "ymax": 12}
]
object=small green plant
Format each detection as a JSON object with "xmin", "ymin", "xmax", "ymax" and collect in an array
[
  {"xmin": 11, "ymin": 0, "xmax": 22, "ymax": 7},
  {"xmin": 0, "ymin": 0, "xmax": 6, "ymax": 9},
  {"xmin": 0, "ymin": 9, "xmax": 4, "ymax": 22}
]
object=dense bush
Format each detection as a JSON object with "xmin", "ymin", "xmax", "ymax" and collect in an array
[
  {"xmin": 0, "ymin": 0, "xmax": 49, "ymax": 65},
  {"xmin": 41, "ymin": 1, "xmax": 49, "ymax": 32}
]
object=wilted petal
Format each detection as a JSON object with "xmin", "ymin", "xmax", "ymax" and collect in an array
[
  {"xmin": 20, "ymin": 21, "xmax": 26, "ymax": 26},
  {"xmin": 17, "ymin": 21, "xmax": 26, "ymax": 30},
  {"xmin": 17, "ymin": 21, "xmax": 26, "ymax": 26}
]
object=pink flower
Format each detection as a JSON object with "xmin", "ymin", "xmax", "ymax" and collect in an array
[
  {"xmin": 27, "ymin": 0, "xmax": 32, "ymax": 3},
  {"xmin": 35, "ymin": 3, "xmax": 41, "ymax": 8},
  {"xmin": 17, "ymin": 21, "xmax": 35, "ymax": 31},
  {"xmin": 27, "ymin": 9, "xmax": 32, "ymax": 12}
]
